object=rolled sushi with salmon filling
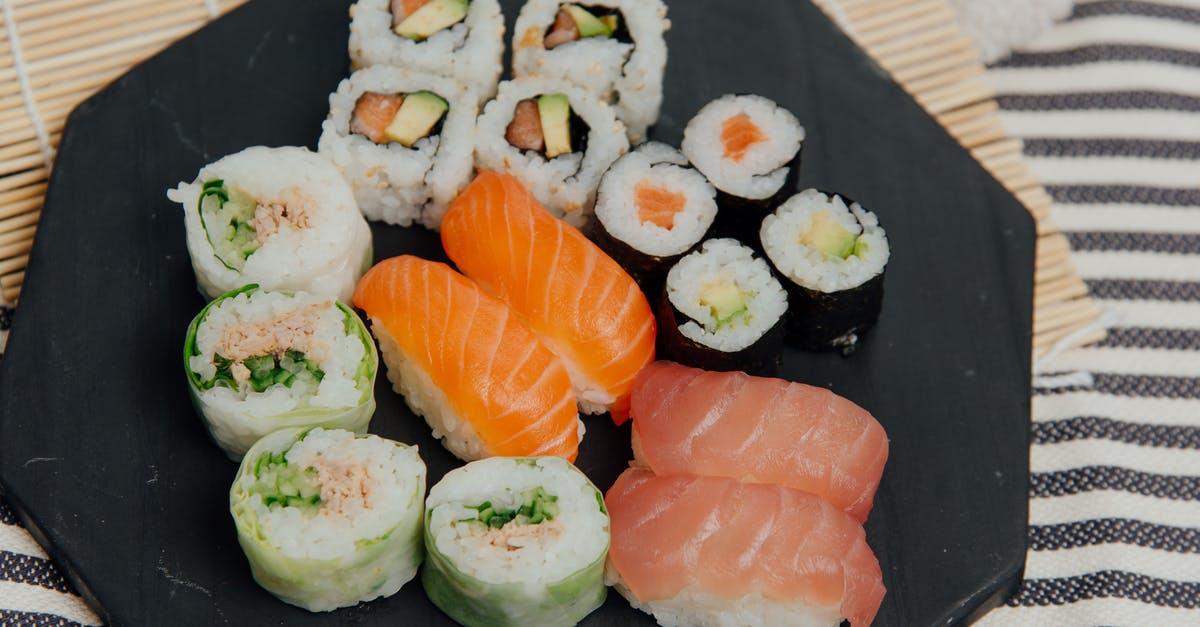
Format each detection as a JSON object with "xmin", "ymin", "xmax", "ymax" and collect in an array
[
  {"xmin": 658, "ymin": 239, "xmax": 788, "ymax": 375},
  {"xmin": 761, "ymin": 189, "xmax": 889, "ymax": 353},
  {"xmin": 318, "ymin": 67, "xmax": 476, "ymax": 229},
  {"xmin": 681, "ymin": 94, "xmax": 804, "ymax": 244},
  {"xmin": 512, "ymin": 0, "xmax": 668, "ymax": 143},
  {"xmin": 423, "ymin": 457, "xmax": 609, "ymax": 627},
  {"xmin": 230, "ymin": 427, "xmax": 426, "ymax": 612},
  {"xmin": 475, "ymin": 77, "xmax": 629, "ymax": 226},
  {"xmin": 168, "ymin": 146, "xmax": 373, "ymax": 303},
  {"xmin": 588, "ymin": 142, "xmax": 717, "ymax": 298},
  {"xmin": 184, "ymin": 285, "xmax": 378, "ymax": 460},
  {"xmin": 349, "ymin": 0, "xmax": 504, "ymax": 103}
]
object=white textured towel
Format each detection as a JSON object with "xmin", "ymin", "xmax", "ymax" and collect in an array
[{"xmin": 947, "ymin": 0, "xmax": 1075, "ymax": 63}]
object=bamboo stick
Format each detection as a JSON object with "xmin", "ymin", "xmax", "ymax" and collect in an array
[
  {"xmin": 0, "ymin": 209, "xmax": 41, "ymax": 233},
  {"xmin": 18, "ymin": 0, "xmax": 196, "ymax": 40},
  {"xmin": 26, "ymin": 19, "xmax": 197, "ymax": 68},
  {"xmin": 936, "ymin": 99, "xmax": 998, "ymax": 127},
  {"xmin": 867, "ymin": 22, "xmax": 961, "ymax": 57},
  {"xmin": 0, "ymin": 225, "xmax": 36, "ymax": 247},
  {"xmin": 0, "ymin": 237, "xmax": 32, "ymax": 259},
  {"xmin": 854, "ymin": 0, "xmax": 946, "ymax": 32},
  {"xmin": 0, "ymin": 138, "xmax": 40, "ymax": 163},
  {"xmin": 906, "ymin": 64, "xmax": 983, "ymax": 94},
  {"xmin": 0, "ymin": 152, "xmax": 43, "ymax": 175},
  {"xmin": 920, "ymin": 81, "xmax": 993, "ymax": 115},
  {"xmin": 0, "ymin": 182, "xmax": 44, "ymax": 206},
  {"xmin": 0, "ymin": 195, "xmax": 41, "ymax": 220},
  {"xmin": 1035, "ymin": 261, "xmax": 1073, "ymax": 284},
  {"xmin": 3, "ymin": 282, "xmax": 22, "ymax": 303},
  {"xmin": 858, "ymin": 7, "xmax": 957, "ymax": 47},
  {"xmin": 890, "ymin": 46, "xmax": 976, "ymax": 83},
  {"xmin": 0, "ymin": 169, "xmax": 47, "ymax": 194},
  {"xmin": 1035, "ymin": 299, "xmax": 1100, "ymax": 332},
  {"xmin": 0, "ymin": 253, "xmax": 29, "ymax": 275},
  {"xmin": 1, "ymin": 270, "xmax": 25, "ymax": 288}
]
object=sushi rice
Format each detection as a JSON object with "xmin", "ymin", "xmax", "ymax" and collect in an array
[
  {"xmin": 423, "ymin": 457, "xmax": 609, "ymax": 627},
  {"xmin": 183, "ymin": 285, "xmax": 378, "ymax": 460},
  {"xmin": 230, "ymin": 427, "xmax": 426, "ymax": 612},
  {"xmin": 681, "ymin": 94, "xmax": 805, "ymax": 201}
]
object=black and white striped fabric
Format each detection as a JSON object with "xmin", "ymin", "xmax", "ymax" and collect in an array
[{"xmin": 978, "ymin": 0, "xmax": 1200, "ymax": 624}]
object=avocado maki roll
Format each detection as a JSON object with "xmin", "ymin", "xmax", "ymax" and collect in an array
[
  {"xmin": 230, "ymin": 427, "xmax": 426, "ymax": 612},
  {"xmin": 349, "ymin": 0, "xmax": 504, "ymax": 103},
  {"xmin": 475, "ymin": 77, "xmax": 630, "ymax": 226},
  {"xmin": 681, "ymin": 94, "xmax": 805, "ymax": 245},
  {"xmin": 168, "ymin": 146, "xmax": 373, "ymax": 303},
  {"xmin": 184, "ymin": 285, "xmax": 378, "ymax": 459},
  {"xmin": 422, "ymin": 456, "xmax": 609, "ymax": 627},
  {"xmin": 760, "ymin": 189, "xmax": 890, "ymax": 354},
  {"xmin": 658, "ymin": 238, "xmax": 788, "ymax": 375},
  {"xmin": 587, "ymin": 142, "xmax": 717, "ymax": 298},
  {"xmin": 318, "ymin": 67, "xmax": 477, "ymax": 229},
  {"xmin": 512, "ymin": 0, "xmax": 668, "ymax": 143}
]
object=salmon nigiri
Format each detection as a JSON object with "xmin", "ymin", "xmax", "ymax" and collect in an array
[
  {"xmin": 353, "ymin": 255, "xmax": 581, "ymax": 462},
  {"xmin": 606, "ymin": 468, "xmax": 886, "ymax": 627},
  {"xmin": 441, "ymin": 170, "xmax": 656, "ymax": 418},
  {"xmin": 630, "ymin": 361, "xmax": 888, "ymax": 522}
]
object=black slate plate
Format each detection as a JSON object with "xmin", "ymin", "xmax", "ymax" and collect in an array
[{"xmin": 0, "ymin": 0, "xmax": 1032, "ymax": 625}]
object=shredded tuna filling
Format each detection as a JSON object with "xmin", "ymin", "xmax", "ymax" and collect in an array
[{"xmin": 217, "ymin": 303, "xmax": 331, "ymax": 362}]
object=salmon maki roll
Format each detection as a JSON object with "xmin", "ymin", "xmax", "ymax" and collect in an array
[
  {"xmin": 440, "ymin": 171, "xmax": 656, "ymax": 418},
  {"xmin": 353, "ymin": 255, "xmax": 582, "ymax": 462},
  {"xmin": 605, "ymin": 468, "xmax": 886, "ymax": 627},
  {"xmin": 629, "ymin": 361, "xmax": 888, "ymax": 522}
]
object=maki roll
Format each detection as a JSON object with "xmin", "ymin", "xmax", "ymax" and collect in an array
[
  {"xmin": 183, "ymin": 285, "xmax": 378, "ymax": 460},
  {"xmin": 349, "ymin": 0, "xmax": 504, "ymax": 103},
  {"xmin": 657, "ymin": 239, "xmax": 788, "ymax": 375},
  {"xmin": 423, "ymin": 457, "xmax": 610, "ymax": 627},
  {"xmin": 588, "ymin": 142, "xmax": 718, "ymax": 298},
  {"xmin": 230, "ymin": 427, "xmax": 426, "ymax": 612},
  {"xmin": 475, "ymin": 77, "xmax": 629, "ymax": 226},
  {"xmin": 512, "ymin": 0, "xmax": 668, "ymax": 143},
  {"xmin": 168, "ymin": 146, "xmax": 373, "ymax": 303},
  {"xmin": 681, "ymin": 94, "xmax": 804, "ymax": 243},
  {"xmin": 760, "ymin": 189, "xmax": 889, "ymax": 353},
  {"xmin": 318, "ymin": 67, "xmax": 477, "ymax": 228}
]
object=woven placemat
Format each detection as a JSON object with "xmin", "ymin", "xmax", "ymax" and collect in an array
[{"xmin": 0, "ymin": 0, "xmax": 1101, "ymax": 354}]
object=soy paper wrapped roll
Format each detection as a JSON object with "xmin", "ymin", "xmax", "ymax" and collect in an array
[
  {"xmin": 230, "ymin": 428, "xmax": 426, "ymax": 612},
  {"xmin": 168, "ymin": 146, "xmax": 373, "ymax": 303},
  {"xmin": 422, "ymin": 457, "xmax": 609, "ymax": 627},
  {"xmin": 183, "ymin": 285, "xmax": 378, "ymax": 459}
]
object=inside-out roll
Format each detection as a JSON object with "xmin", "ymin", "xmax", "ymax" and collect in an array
[
  {"xmin": 319, "ymin": 66, "xmax": 477, "ymax": 228},
  {"xmin": 512, "ymin": 0, "xmax": 668, "ymax": 143},
  {"xmin": 475, "ymin": 77, "xmax": 629, "ymax": 226},
  {"xmin": 422, "ymin": 456, "xmax": 609, "ymax": 627},
  {"xmin": 349, "ymin": 0, "xmax": 504, "ymax": 103},
  {"xmin": 183, "ymin": 285, "xmax": 378, "ymax": 460},
  {"xmin": 230, "ymin": 427, "xmax": 426, "ymax": 612},
  {"xmin": 168, "ymin": 146, "xmax": 373, "ymax": 303}
]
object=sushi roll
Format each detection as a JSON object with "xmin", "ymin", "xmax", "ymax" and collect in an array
[
  {"xmin": 353, "ymin": 255, "xmax": 583, "ymax": 462},
  {"xmin": 605, "ymin": 468, "xmax": 886, "ymax": 627},
  {"xmin": 318, "ymin": 66, "xmax": 477, "ymax": 229},
  {"xmin": 587, "ymin": 142, "xmax": 718, "ymax": 298},
  {"xmin": 229, "ymin": 427, "xmax": 426, "ymax": 612},
  {"xmin": 348, "ymin": 0, "xmax": 504, "ymax": 103},
  {"xmin": 423, "ymin": 457, "xmax": 609, "ymax": 627},
  {"xmin": 511, "ymin": 0, "xmax": 668, "ymax": 143},
  {"xmin": 441, "ymin": 171, "xmax": 656, "ymax": 419},
  {"xmin": 183, "ymin": 285, "xmax": 379, "ymax": 460},
  {"xmin": 760, "ymin": 189, "xmax": 889, "ymax": 353},
  {"xmin": 168, "ymin": 146, "xmax": 373, "ymax": 303},
  {"xmin": 657, "ymin": 239, "xmax": 788, "ymax": 376},
  {"xmin": 474, "ymin": 77, "xmax": 630, "ymax": 226},
  {"xmin": 681, "ymin": 94, "xmax": 805, "ymax": 244}
]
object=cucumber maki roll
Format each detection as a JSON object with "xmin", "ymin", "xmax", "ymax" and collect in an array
[
  {"xmin": 184, "ymin": 285, "xmax": 378, "ymax": 459},
  {"xmin": 658, "ymin": 238, "xmax": 788, "ymax": 375},
  {"xmin": 168, "ymin": 146, "xmax": 373, "ymax": 303},
  {"xmin": 760, "ymin": 189, "xmax": 890, "ymax": 354},
  {"xmin": 423, "ymin": 457, "xmax": 610, "ymax": 627},
  {"xmin": 230, "ymin": 427, "xmax": 426, "ymax": 612}
]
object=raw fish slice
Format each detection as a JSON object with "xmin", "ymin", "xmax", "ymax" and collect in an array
[{"xmin": 630, "ymin": 361, "xmax": 888, "ymax": 522}]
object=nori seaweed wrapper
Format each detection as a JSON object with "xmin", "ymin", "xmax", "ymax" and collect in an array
[
  {"xmin": 654, "ymin": 287, "xmax": 785, "ymax": 377},
  {"xmin": 583, "ymin": 218, "xmax": 695, "ymax": 301},
  {"xmin": 782, "ymin": 272, "xmax": 885, "ymax": 355},
  {"xmin": 708, "ymin": 144, "xmax": 802, "ymax": 248}
]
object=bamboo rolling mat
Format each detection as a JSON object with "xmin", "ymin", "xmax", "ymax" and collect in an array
[{"xmin": 0, "ymin": 0, "xmax": 1101, "ymax": 355}]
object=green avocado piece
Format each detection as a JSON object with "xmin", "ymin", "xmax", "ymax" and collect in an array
[
  {"xmin": 699, "ymin": 280, "xmax": 750, "ymax": 327},
  {"xmin": 799, "ymin": 211, "xmax": 858, "ymax": 260},
  {"xmin": 384, "ymin": 91, "xmax": 449, "ymax": 147},
  {"xmin": 565, "ymin": 5, "xmax": 613, "ymax": 38},
  {"xmin": 394, "ymin": 0, "xmax": 469, "ymax": 41},
  {"xmin": 538, "ymin": 93, "xmax": 572, "ymax": 158}
]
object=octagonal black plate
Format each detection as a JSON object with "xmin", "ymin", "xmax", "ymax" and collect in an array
[{"xmin": 0, "ymin": 0, "xmax": 1032, "ymax": 624}]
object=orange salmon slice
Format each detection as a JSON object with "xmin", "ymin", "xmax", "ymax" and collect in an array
[
  {"xmin": 635, "ymin": 181, "xmax": 686, "ymax": 229},
  {"xmin": 350, "ymin": 92, "xmax": 404, "ymax": 144},
  {"xmin": 720, "ymin": 113, "xmax": 767, "ymax": 162}
]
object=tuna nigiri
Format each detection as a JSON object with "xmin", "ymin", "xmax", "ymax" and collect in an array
[
  {"xmin": 441, "ymin": 170, "xmax": 656, "ymax": 418},
  {"xmin": 353, "ymin": 255, "xmax": 582, "ymax": 462},
  {"xmin": 630, "ymin": 361, "xmax": 888, "ymax": 522},
  {"xmin": 606, "ymin": 468, "xmax": 886, "ymax": 627}
]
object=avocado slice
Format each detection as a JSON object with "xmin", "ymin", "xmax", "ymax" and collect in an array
[
  {"xmin": 394, "ymin": 0, "xmax": 469, "ymax": 41},
  {"xmin": 799, "ymin": 211, "xmax": 858, "ymax": 260},
  {"xmin": 565, "ymin": 4, "xmax": 613, "ymax": 38},
  {"xmin": 538, "ymin": 94, "xmax": 572, "ymax": 158},
  {"xmin": 384, "ymin": 91, "xmax": 449, "ymax": 147},
  {"xmin": 699, "ymin": 280, "xmax": 751, "ymax": 328},
  {"xmin": 599, "ymin": 14, "xmax": 619, "ymax": 33}
]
